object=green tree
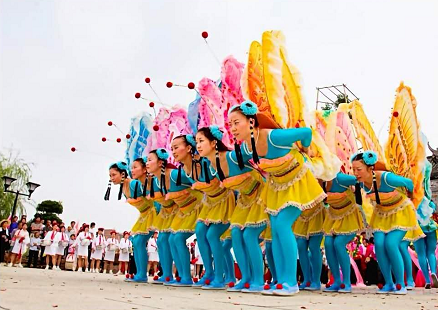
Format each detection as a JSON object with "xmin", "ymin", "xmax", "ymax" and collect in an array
[
  {"xmin": 0, "ymin": 152, "xmax": 34, "ymax": 219},
  {"xmin": 36, "ymin": 200, "xmax": 63, "ymax": 224}
]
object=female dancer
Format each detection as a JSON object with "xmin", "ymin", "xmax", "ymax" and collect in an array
[
  {"xmin": 322, "ymin": 172, "xmax": 366, "ymax": 293},
  {"xmin": 352, "ymin": 151, "xmax": 418, "ymax": 295},
  {"xmin": 167, "ymin": 135, "xmax": 204, "ymax": 286},
  {"xmin": 147, "ymin": 149, "xmax": 178, "ymax": 285},
  {"xmin": 193, "ymin": 126, "xmax": 236, "ymax": 290},
  {"xmin": 107, "ymin": 160, "xmax": 154, "ymax": 282},
  {"xmin": 228, "ymin": 101, "xmax": 326, "ymax": 296}
]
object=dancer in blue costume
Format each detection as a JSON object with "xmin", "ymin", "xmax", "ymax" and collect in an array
[
  {"xmin": 146, "ymin": 149, "xmax": 179, "ymax": 285},
  {"xmin": 193, "ymin": 126, "xmax": 236, "ymax": 290},
  {"xmin": 400, "ymin": 160, "xmax": 438, "ymax": 289},
  {"xmin": 321, "ymin": 172, "xmax": 366, "ymax": 293},
  {"xmin": 222, "ymin": 238, "xmax": 235, "ymax": 284},
  {"xmin": 352, "ymin": 151, "xmax": 418, "ymax": 295},
  {"xmin": 229, "ymin": 101, "xmax": 326, "ymax": 296},
  {"xmin": 106, "ymin": 161, "xmax": 156, "ymax": 283},
  {"xmin": 166, "ymin": 135, "xmax": 204, "ymax": 287}
]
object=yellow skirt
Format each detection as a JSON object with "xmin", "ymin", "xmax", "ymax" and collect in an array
[
  {"xmin": 152, "ymin": 206, "xmax": 178, "ymax": 232},
  {"xmin": 170, "ymin": 201, "xmax": 202, "ymax": 233},
  {"xmin": 263, "ymin": 167, "xmax": 326, "ymax": 215},
  {"xmin": 323, "ymin": 203, "xmax": 365, "ymax": 236},
  {"xmin": 198, "ymin": 190, "xmax": 235, "ymax": 225},
  {"xmin": 370, "ymin": 200, "xmax": 418, "ymax": 233},
  {"xmin": 293, "ymin": 203, "xmax": 326, "ymax": 239},
  {"xmin": 260, "ymin": 224, "xmax": 272, "ymax": 241},
  {"xmin": 131, "ymin": 207, "xmax": 158, "ymax": 235},
  {"xmin": 403, "ymin": 223, "xmax": 425, "ymax": 242}
]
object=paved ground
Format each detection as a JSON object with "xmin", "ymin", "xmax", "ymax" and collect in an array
[{"xmin": 1, "ymin": 266, "xmax": 437, "ymax": 310}]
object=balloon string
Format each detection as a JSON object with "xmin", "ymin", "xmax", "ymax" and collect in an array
[{"xmin": 204, "ymin": 39, "xmax": 221, "ymax": 66}]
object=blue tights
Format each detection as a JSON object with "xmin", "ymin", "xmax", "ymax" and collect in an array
[
  {"xmin": 265, "ymin": 241, "xmax": 278, "ymax": 283},
  {"xmin": 169, "ymin": 232, "xmax": 193, "ymax": 283},
  {"xmin": 194, "ymin": 222, "xmax": 214, "ymax": 280},
  {"xmin": 231, "ymin": 225, "xmax": 267, "ymax": 288},
  {"xmin": 324, "ymin": 234, "xmax": 355, "ymax": 288},
  {"xmin": 414, "ymin": 231, "xmax": 438, "ymax": 284},
  {"xmin": 132, "ymin": 233, "xmax": 152, "ymax": 281},
  {"xmin": 399, "ymin": 240, "xmax": 414, "ymax": 286},
  {"xmin": 206, "ymin": 223, "xmax": 230, "ymax": 285},
  {"xmin": 297, "ymin": 234, "xmax": 323, "ymax": 288},
  {"xmin": 157, "ymin": 232, "xmax": 173, "ymax": 281},
  {"xmin": 269, "ymin": 206, "xmax": 302, "ymax": 287},
  {"xmin": 222, "ymin": 239, "xmax": 235, "ymax": 283},
  {"xmin": 374, "ymin": 230, "xmax": 407, "ymax": 288}
]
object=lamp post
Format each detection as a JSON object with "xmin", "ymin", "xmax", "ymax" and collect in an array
[{"xmin": 2, "ymin": 176, "xmax": 40, "ymax": 218}]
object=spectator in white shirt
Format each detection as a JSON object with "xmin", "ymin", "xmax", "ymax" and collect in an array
[{"xmin": 28, "ymin": 231, "xmax": 41, "ymax": 268}]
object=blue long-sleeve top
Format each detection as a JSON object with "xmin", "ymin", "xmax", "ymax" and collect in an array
[
  {"xmin": 168, "ymin": 168, "xmax": 194, "ymax": 192},
  {"xmin": 123, "ymin": 179, "xmax": 143, "ymax": 198},
  {"xmin": 242, "ymin": 128, "xmax": 312, "ymax": 160},
  {"xmin": 362, "ymin": 172, "xmax": 414, "ymax": 193},
  {"xmin": 329, "ymin": 172, "xmax": 357, "ymax": 193}
]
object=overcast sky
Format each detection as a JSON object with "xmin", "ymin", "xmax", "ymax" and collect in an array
[{"xmin": 1, "ymin": 0, "xmax": 437, "ymax": 232}]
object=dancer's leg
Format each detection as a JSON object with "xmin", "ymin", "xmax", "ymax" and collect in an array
[
  {"xmin": 168, "ymin": 234, "xmax": 181, "ymax": 281},
  {"xmin": 132, "ymin": 233, "xmax": 152, "ymax": 281},
  {"xmin": 414, "ymin": 237, "xmax": 430, "ymax": 284},
  {"xmin": 157, "ymin": 232, "xmax": 173, "ymax": 281},
  {"xmin": 297, "ymin": 237, "xmax": 311, "ymax": 288},
  {"xmin": 194, "ymin": 222, "xmax": 214, "ymax": 284},
  {"xmin": 324, "ymin": 236, "xmax": 341, "ymax": 291},
  {"xmin": 374, "ymin": 232, "xmax": 394, "ymax": 291},
  {"xmin": 230, "ymin": 227, "xmax": 250, "ymax": 289},
  {"xmin": 334, "ymin": 234, "xmax": 355, "ymax": 291},
  {"xmin": 425, "ymin": 231, "xmax": 437, "ymax": 280},
  {"xmin": 265, "ymin": 241, "xmax": 277, "ymax": 284},
  {"xmin": 385, "ymin": 230, "xmax": 407, "ymax": 291},
  {"xmin": 399, "ymin": 240, "xmax": 414, "ymax": 287},
  {"xmin": 308, "ymin": 234, "xmax": 323, "ymax": 289},
  {"xmin": 222, "ymin": 239, "xmax": 235, "ymax": 283},
  {"xmin": 205, "ymin": 223, "xmax": 229, "ymax": 288},
  {"xmin": 271, "ymin": 206, "xmax": 302, "ymax": 291},
  {"xmin": 174, "ymin": 232, "xmax": 193, "ymax": 283},
  {"xmin": 243, "ymin": 225, "xmax": 266, "ymax": 290}
]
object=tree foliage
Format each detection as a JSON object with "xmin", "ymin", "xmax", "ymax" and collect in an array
[
  {"xmin": 0, "ymin": 151, "xmax": 34, "ymax": 219},
  {"xmin": 36, "ymin": 200, "xmax": 63, "ymax": 223}
]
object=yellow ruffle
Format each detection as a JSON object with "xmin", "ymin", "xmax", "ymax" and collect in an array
[
  {"xmin": 167, "ymin": 189, "xmax": 204, "ymax": 233},
  {"xmin": 127, "ymin": 197, "xmax": 157, "ymax": 235},
  {"xmin": 220, "ymin": 228, "xmax": 231, "ymax": 240},
  {"xmin": 224, "ymin": 171, "xmax": 269, "ymax": 228},
  {"xmin": 193, "ymin": 178, "xmax": 236, "ymax": 225},
  {"xmin": 260, "ymin": 224, "xmax": 272, "ymax": 241},
  {"xmin": 403, "ymin": 223, "xmax": 425, "ymax": 242},
  {"xmin": 293, "ymin": 203, "xmax": 326, "ymax": 239},
  {"xmin": 323, "ymin": 191, "xmax": 366, "ymax": 236},
  {"xmin": 368, "ymin": 191, "xmax": 417, "ymax": 233},
  {"xmin": 259, "ymin": 150, "xmax": 326, "ymax": 214},
  {"xmin": 150, "ymin": 192, "xmax": 178, "ymax": 232}
]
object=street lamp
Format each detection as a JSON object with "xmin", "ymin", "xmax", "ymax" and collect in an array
[{"xmin": 2, "ymin": 176, "xmax": 40, "ymax": 218}]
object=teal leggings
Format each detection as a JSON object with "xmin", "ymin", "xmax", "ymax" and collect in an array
[
  {"xmin": 297, "ymin": 234, "xmax": 324, "ymax": 287},
  {"xmin": 206, "ymin": 223, "xmax": 230, "ymax": 284},
  {"xmin": 132, "ymin": 233, "xmax": 153, "ymax": 281},
  {"xmin": 269, "ymin": 206, "xmax": 302, "ymax": 286},
  {"xmin": 157, "ymin": 232, "xmax": 173, "ymax": 281},
  {"xmin": 222, "ymin": 239, "xmax": 235, "ymax": 283},
  {"xmin": 169, "ymin": 232, "xmax": 193, "ymax": 282},
  {"xmin": 414, "ymin": 231, "xmax": 438, "ymax": 284},
  {"xmin": 374, "ymin": 230, "xmax": 407, "ymax": 288},
  {"xmin": 324, "ymin": 234, "xmax": 355, "ymax": 287},
  {"xmin": 265, "ymin": 241, "xmax": 278, "ymax": 283},
  {"xmin": 194, "ymin": 222, "xmax": 214, "ymax": 280},
  {"xmin": 399, "ymin": 240, "xmax": 414, "ymax": 285}
]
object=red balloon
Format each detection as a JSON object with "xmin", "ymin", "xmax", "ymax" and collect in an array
[
  {"xmin": 149, "ymin": 102, "xmax": 155, "ymax": 108},
  {"xmin": 153, "ymin": 125, "xmax": 159, "ymax": 132},
  {"xmin": 70, "ymin": 147, "xmax": 76, "ymax": 152},
  {"xmin": 393, "ymin": 111, "xmax": 399, "ymax": 117},
  {"xmin": 135, "ymin": 92, "xmax": 141, "ymax": 99},
  {"xmin": 145, "ymin": 77, "xmax": 151, "ymax": 83},
  {"xmin": 202, "ymin": 31, "xmax": 208, "ymax": 39},
  {"xmin": 116, "ymin": 138, "xmax": 122, "ymax": 143},
  {"xmin": 108, "ymin": 121, "xmax": 113, "ymax": 126},
  {"xmin": 188, "ymin": 82, "xmax": 195, "ymax": 89},
  {"xmin": 166, "ymin": 82, "xmax": 173, "ymax": 88},
  {"xmin": 102, "ymin": 137, "xmax": 107, "ymax": 142},
  {"xmin": 125, "ymin": 134, "xmax": 131, "ymax": 139}
]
